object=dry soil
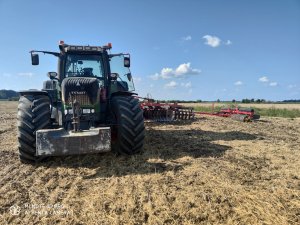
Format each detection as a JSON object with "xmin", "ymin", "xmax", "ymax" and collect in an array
[{"xmin": 0, "ymin": 101, "xmax": 299, "ymax": 224}]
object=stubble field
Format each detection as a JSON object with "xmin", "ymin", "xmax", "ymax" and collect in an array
[{"xmin": 0, "ymin": 101, "xmax": 299, "ymax": 224}]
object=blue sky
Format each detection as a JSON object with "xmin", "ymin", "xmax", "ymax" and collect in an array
[{"xmin": 0, "ymin": 0, "xmax": 299, "ymax": 101}]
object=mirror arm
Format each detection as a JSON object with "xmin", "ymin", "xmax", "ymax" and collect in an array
[
  {"xmin": 30, "ymin": 50, "xmax": 60, "ymax": 57},
  {"xmin": 109, "ymin": 53, "xmax": 130, "ymax": 58}
]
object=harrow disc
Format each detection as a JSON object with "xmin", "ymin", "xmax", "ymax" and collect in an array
[{"xmin": 142, "ymin": 107, "xmax": 194, "ymax": 122}]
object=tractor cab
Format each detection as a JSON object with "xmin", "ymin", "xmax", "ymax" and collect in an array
[{"xmin": 31, "ymin": 41, "xmax": 135, "ymax": 93}]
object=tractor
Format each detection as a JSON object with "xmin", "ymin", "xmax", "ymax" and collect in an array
[{"xmin": 17, "ymin": 41, "xmax": 145, "ymax": 164}]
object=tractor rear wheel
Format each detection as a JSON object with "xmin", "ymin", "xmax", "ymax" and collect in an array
[
  {"xmin": 111, "ymin": 95, "xmax": 145, "ymax": 155},
  {"xmin": 17, "ymin": 95, "xmax": 51, "ymax": 164}
]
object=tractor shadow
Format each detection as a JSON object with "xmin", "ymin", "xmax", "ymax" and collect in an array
[
  {"xmin": 144, "ymin": 118, "xmax": 197, "ymax": 126},
  {"xmin": 42, "ymin": 120, "xmax": 258, "ymax": 178}
]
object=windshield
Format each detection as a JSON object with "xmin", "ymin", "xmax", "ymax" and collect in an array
[
  {"xmin": 110, "ymin": 55, "xmax": 135, "ymax": 91},
  {"xmin": 65, "ymin": 54, "xmax": 104, "ymax": 78}
]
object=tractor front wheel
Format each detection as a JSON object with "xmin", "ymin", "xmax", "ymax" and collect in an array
[
  {"xmin": 111, "ymin": 95, "xmax": 145, "ymax": 155},
  {"xmin": 17, "ymin": 95, "xmax": 51, "ymax": 164}
]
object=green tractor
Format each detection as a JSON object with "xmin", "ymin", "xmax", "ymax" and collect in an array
[{"xmin": 17, "ymin": 41, "xmax": 145, "ymax": 164}]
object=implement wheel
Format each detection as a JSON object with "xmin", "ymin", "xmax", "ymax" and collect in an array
[
  {"xmin": 111, "ymin": 95, "xmax": 145, "ymax": 155},
  {"xmin": 17, "ymin": 95, "xmax": 51, "ymax": 163}
]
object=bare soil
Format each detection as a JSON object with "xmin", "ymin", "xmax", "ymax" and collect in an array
[{"xmin": 0, "ymin": 101, "xmax": 299, "ymax": 224}]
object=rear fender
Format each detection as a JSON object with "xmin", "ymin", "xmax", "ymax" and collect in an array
[{"xmin": 111, "ymin": 91, "xmax": 137, "ymax": 97}]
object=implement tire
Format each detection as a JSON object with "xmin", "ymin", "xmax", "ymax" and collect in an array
[
  {"xmin": 111, "ymin": 95, "xmax": 145, "ymax": 155},
  {"xmin": 17, "ymin": 95, "xmax": 51, "ymax": 164}
]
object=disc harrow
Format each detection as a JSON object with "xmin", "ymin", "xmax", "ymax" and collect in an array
[
  {"xmin": 195, "ymin": 105, "xmax": 260, "ymax": 122},
  {"xmin": 139, "ymin": 97, "xmax": 194, "ymax": 122}
]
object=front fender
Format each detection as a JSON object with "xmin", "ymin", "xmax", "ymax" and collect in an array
[{"xmin": 19, "ymin": 90, "xmax": 49, "ymax": 96}]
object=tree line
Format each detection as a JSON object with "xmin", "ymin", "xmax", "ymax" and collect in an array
[{"xmin": 0, "ymin": 90, "xmax": 19, "ymax": 101}]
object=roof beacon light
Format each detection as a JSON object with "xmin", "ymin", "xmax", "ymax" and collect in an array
[
  {"xmin": 59, "ymin": 40, "xmax": 65, "ymax": 45},
  {"xmin": 107, "ymin": 43, "xmax": 112, "ymax": 49}
]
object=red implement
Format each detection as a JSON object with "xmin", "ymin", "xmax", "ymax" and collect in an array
[
  {"xmin": 195, "ymin": 106, "xmax": 260, "ymax": 122},
  {"xmin": 138, "ymin": 97, "xmax": 194, "ymax": 122}
]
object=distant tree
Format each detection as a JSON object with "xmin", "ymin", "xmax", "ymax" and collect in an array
[
  {"xmin": 0, "ymin": 90, "xmax": 19, "ymax": 100},
  {"xmin": 217, "ymin": 99, "xmax": 220, "ymax": 103},
  {"xmin": 283, "ymin": 99, "xmax": 300, "ymax": 102},
  {"xmin": 242, "ymin": 98, "xmax": 251, "ymax": 103},
  {"xmin": 232, "ymin": 99, "xmax": 236, "ymax": 103},
  {"xmin": 256, "ymin": 99, "xmax": 261, "ymax": 103},
  {"xmin": 251, "ymin": 98, "xmax": 255, "ymax": 102}
]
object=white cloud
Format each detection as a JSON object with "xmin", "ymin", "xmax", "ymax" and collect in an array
[
  {"xmin": 161, "ymin": 67, "xmax": 173, "ymax": 79},
  {"xmin": 259, "ymin": 76, "xmax": 269, "ymax": 82},
  {"xmin": 134, "ymin": 77, "xmax": 142, "ymax": 83},
  {"xmin": 203, "ymin": 35, "xmax": 221, "ymax": 47},
  {"xmin": 18, "ymin": 72, "xmax": 33, "ymax": 77},
  {"xmin": 180, "ymin": 81, "xmax": 192, "ymax": 88},
  {"xmin": 182, "ymin": 35, "xmax": 192, "ymax": 41},
  {"xmin": 288, "ymin": 84, "xmax": 296, "ymax": 89},
  {"xmin": 164, "ymin": 81, "xmax": 177, "ymax": 88},
  {"xmin": 234, "ymin": 81, "xmax": 243, "ymax": 86},
  {"xmin": 185, "ymin": 82, "xmax": 192, "ymax": 88},
  {"xmin": 225, "ymin": 40, "xmax": 232, "ymax": 45},
  {"xmin": 150, "ymin": 63, "xmax": 201, "ymax": 80},
  {"xmin": 258, "ymin": 76, "xmax": 277, "ymax": 86},
  {"xmin": 176, "ymin": 63, "xmax": 198, "ymax": 76},
  {"xmin": 150, "ymin": 73, "xmax": 160, "ymax": 80}
]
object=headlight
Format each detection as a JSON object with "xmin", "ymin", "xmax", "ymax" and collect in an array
[
  {"xmin": 82, "ymin": 109, "xmax": 90, "ymax": 114},
  {"xmin": 65, "ymin": 108, "xmax": 94, "ymax": 114}
]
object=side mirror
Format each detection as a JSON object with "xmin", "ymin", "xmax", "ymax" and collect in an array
[
  {"xmin": 127, "ymin": 73, "xmax": 132, "ymax": 81},
  {"xmin": 124, "ymin": 57, "xmax": 130, "ymax": 67},
  {"xmin": 110, "ymin": 73, "xmax": 118, "ymax": 81},
  {"xmin": 31, "ymin": 53, "xmax": 39, "ymax": 65},
  {"xmin": 47, "ymin": 72, "xmax": 57, "ymax": 79}
]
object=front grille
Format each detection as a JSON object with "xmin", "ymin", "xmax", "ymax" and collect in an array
[
  {"xmin": 68, "ymin": 93, "xmax": 91, "ymax": 106},
  {"xmin": 61, "ymin": 77, "xmax": 99, "ymax": 106}
]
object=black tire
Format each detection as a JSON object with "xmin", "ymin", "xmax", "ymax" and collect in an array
[
  {"xmin": 17, "ymin": 95, "xmax": 51, "ymax": 164},
  {"xmin": 111, "ymin": 95, "xmax": 145, "ymax": 155},
  {"xmin": 253, "ymin": 114, "xmax": 260, "ymax": 120}
]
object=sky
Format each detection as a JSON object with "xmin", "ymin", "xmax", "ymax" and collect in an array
[{"xmin": 0, "ymin": 0, "xmax": 299, "ymax": 101}]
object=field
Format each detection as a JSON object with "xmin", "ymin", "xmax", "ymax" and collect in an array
[{"xmin": 0, "ymin": 101, "xmax": 300, "ymax": 224}]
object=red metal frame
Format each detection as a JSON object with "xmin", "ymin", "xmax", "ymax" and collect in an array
[
  {"xmin": 195, "ymin": 107, "xmax": 256, "ymax": 119},
  {"xmin": 137, "ymin": 96, "xmax": 259, "ymax": 122}
]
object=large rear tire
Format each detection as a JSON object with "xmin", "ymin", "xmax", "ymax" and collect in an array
[
  {"xmin": 17, "ymin": 95, "xmax": 51, "ymax": 164},
  {"xmin": 111, "ymin": 95, "xmax": 145, "ymax": 155}
]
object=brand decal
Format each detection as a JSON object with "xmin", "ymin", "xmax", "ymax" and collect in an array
[{"xmin": 70, "ymin": 91, "xmax": 86, "ymax": 95}]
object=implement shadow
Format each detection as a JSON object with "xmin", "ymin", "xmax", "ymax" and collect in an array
[{"xmin": 40, "ymin": 121, "xmax": 258, "ymax": 178}]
